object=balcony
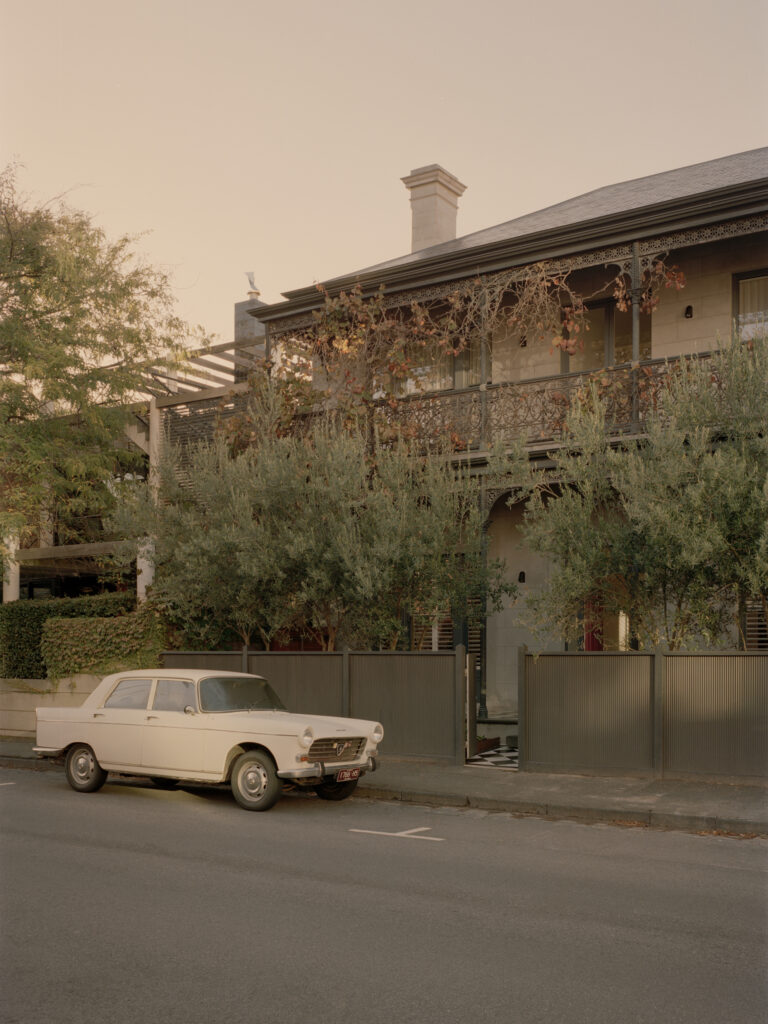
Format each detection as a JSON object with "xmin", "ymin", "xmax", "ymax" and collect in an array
[{"xmin": 377, "ymin": 356, "xmax": 692, "ymax": 452}]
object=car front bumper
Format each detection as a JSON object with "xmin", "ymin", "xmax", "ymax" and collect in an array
[{"xmin": 277, "ymin": 755, "xmax": 377, "ymax": 780}]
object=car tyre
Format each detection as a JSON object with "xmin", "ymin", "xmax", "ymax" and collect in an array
[
  {"xmin": 314, "ymin": 778, "xmax": 359, "ymax": 801},
  {"xmin": 230, "ymin": 751, "xmax": 282, "ymax": 811},
  {"xmin": 65, "ymin": 744, "xmax": 108, "ymax": 793}
]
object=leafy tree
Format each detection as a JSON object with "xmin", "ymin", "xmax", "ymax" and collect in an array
[
  {"xmin": 0, "ymin": 165, "xmax": 198, "ymax": 560},
  {"xmin": 109, "ymin": 438, "xmax": 297, "ymax": 650},
  {"xmin": 514, "ymin": 336, "xmax": 768, "ymax": 650},
  {"xmin": 626, "ymin": 336, "xmax": 768, "ymax": 643},
  {"xmin": 111, "ymin": 390, "xmax": 513, "ymax": 651}
]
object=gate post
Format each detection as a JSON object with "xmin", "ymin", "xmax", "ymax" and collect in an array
[
  {"xmin": 454, "ymin": 644, "xmax": 466, "ymax": 765},
  {"xmin": 517, "ymin": 645, "xmax": 528, "ymax": 771},
  {"xmin": 466, "ymin": 652, "xmax": 478, "ymax": 760},
  {"xmin": 342, "ymin": 648, "xmax": 351, "ymax": 718},
  {"xmin": 652, "ymin": 651, "xmax": 665, "ymax": 778}
]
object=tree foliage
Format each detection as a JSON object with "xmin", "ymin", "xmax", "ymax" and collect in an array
[
  {"xmin": 0, "ymin": 165, "xmax": 199, "ymax": 558},
  {"xmin": 111, "ymin": 385, "xmax": 513, "ymax": 651},
  {"xmin": 514, "ymin": 336, "xmax": 768, "ymax": 650}
]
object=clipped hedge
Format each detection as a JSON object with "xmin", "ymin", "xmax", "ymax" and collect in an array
[
  {"xmin": 41, "ymin": 607, "xmax": 164, "ymax": 680},
  {"xmin": 0, "ymin": 592, "xmax": 135, "ymax": 679}
]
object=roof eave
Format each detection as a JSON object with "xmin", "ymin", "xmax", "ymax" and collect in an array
[{"xmin": 250, "ymin": 177, "xmax": 768, "ymax": 324}]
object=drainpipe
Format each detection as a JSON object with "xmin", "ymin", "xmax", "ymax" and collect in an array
[
  {"xmin": 631, "ymin": 241, "xmax": 642, "ymax": 429},
  {"xmin": 478, "ymin": 281, "xmax": 493, "ymax": 450},
  {"xmin": 137, "ymin": 398, "xmax": 160, "ymax": 604},
  {"xmin": 479, "ymin": 331, "xmax": 488, "ymax": 450}
]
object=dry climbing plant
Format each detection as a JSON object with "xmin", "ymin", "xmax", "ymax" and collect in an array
[{"xmin": 225, "ymin": 254, "xmax": 684, "ymax": 451}]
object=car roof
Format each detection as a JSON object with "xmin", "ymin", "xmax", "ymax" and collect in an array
[{"xmin": 102, "ymin": 668, "xmax": 265, "ymax": 683}]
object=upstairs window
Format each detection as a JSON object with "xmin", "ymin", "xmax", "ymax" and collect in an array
[
  {"xmin": 562, "ymin": 302, "xmax": 651, "ymax": 374},
  {"xmin": 395, "ymin": 337, "xmax": 483, "ymax": 395}
]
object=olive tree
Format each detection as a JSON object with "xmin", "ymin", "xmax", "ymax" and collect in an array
[
  {"xmin": 515, "ymin": 336, "xmax": 768, "ymax": 649},
  {"xmin": 112, "ymin": 409, "xmax": 513, "ymax": 651}
]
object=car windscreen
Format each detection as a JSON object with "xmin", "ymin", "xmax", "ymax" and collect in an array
[{"xmin": 199, "ymin": 676, "xmax": 287, "ymax": 713}]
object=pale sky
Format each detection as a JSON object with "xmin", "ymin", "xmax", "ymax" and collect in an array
[{"xmin": 3, "ymin": 0, "xmax": 767, "ymax": 345}]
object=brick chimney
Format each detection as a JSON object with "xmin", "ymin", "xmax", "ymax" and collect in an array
[{"xmin": 401, "ymin": 164, "xmax": 467, "ymax": 252}]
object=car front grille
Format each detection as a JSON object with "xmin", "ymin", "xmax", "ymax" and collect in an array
[{"xmin": 308, "ymin": 737, "xmax": 366, "ymax": 763}]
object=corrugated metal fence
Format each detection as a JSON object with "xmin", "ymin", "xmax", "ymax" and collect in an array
[
  {"xmin": 161, "ymin": 648, "xmax": 768, "ymax": 780},
  {"xmin": 521, "ymin": 651, "xmax": 768, "ymax": 781},
  {"xmin": 161, "ymin": 649, "xmax": 465, "ymax": 762}
]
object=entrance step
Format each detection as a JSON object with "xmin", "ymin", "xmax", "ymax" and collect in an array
[{"xmin": 466, "ymin": 744, "xmax": 519, "ymax": 770}]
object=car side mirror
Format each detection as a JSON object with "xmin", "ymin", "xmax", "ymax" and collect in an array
[{"xmin": 184, "ymin": 705, "xmax": 196, "ymax": 716}]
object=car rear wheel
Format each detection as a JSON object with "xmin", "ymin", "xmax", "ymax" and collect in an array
[
  {"xmin": 230, "ymin": 751, "xmax": 282, "ymax": 811},
  {"xmin": 65, "ymin": 745, "xmax": 108, "ymax": 793},
  {"xmin": 314, "ymin": 778, "xmax": 359, "ymax": 801}
]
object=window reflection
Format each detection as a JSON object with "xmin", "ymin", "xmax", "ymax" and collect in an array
[
  {"xmin": 153, "ymin": 679, "xmax": 197, "ymax": 712},
  {"xmin": 104, "ymin": 678, "xmax": 151, "ymax": 710}
]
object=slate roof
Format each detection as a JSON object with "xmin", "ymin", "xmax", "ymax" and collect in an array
[
  {"xmin": 350, "ymin": 147, "xmax": 768, "ymax": 278},
  {"xmin": 254, "ymin": 147, "xmax": 768, "ymax": 320}
]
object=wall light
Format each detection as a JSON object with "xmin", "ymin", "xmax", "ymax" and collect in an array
[{"xmin": 684, "ymin": 305, "xmax": 694, "ymax": 319}]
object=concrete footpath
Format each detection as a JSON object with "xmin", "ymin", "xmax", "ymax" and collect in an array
[{"xmin": 2, "ymin": 735, "xmax": 766, "ymax": 836}]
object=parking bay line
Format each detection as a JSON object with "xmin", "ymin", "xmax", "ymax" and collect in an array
[{"xmin": 349, "ymin": 826, "xmax": 445, "ymax": 842}]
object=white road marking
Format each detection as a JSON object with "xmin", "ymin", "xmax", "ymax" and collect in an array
[
  {"xmin": 0, "ymin": 782, "xmax": 16, "ymax": 787},
  {"xmin": 349, "ymin": 826, "xmax": 445, "ymax": 842}
]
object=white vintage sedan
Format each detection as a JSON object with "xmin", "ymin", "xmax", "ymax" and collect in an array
[{"xmin": 35, "ymin": 669, "xmax": 383, "ymax": 811}]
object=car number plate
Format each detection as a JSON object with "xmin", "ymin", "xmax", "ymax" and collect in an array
[{"xmin": 336, "ymin": 767, "xmax": 360, "ymax": 782}]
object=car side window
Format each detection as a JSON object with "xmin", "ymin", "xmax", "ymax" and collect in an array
[
  {"xmin": 153, "ymin": 679, "xmax": 197, "ymax": 713},
  {"xmin": 103, "ymin": 678, "xmax": 152, "ymax": 710}
]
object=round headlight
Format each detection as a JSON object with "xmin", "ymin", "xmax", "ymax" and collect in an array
[
  {"xmin": 372, "ymin": 724, "xmax": 384, "ymax": 743},
  {"xmin": 299, "ymin": 727, "xmax": 314, "ymax": 748}
]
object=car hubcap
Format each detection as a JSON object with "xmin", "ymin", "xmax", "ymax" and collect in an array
[
  {"xmin": 241, "ymin": 763, "xmax": 267, "ymax": 800},
  {"xmin": 73, "ymin": 751, "xmax": 93, "ymax": 783}
]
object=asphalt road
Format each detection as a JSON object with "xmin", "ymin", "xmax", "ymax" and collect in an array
[{"xmin": 1, "ymin": 768, "xmax": 766, "ymax": 1024}]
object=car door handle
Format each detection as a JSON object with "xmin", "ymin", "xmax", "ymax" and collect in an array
[
  {"xmin": 92, "ymin": 713, "xmax": 105, "ymax": 718},
  {"xmin": 146, "ymin": 715, "xmax": 159, "ymax": 721}
]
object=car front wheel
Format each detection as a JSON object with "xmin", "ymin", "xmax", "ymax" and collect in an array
[
  {"xmin": 65, "ymin": 744, "xmax": 108, "ymax": 793},
  {"xmin": 230, "ymin": 751, "xmax": 282, "ymax": 811},
  {"xmin": 314, "ymin": 778, "xmax": 359, "ymax": 801}
]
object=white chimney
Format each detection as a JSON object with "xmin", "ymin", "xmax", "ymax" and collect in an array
[{"xmin": 401, "ymin": 164, "xmax": 467, "ymax": 253}]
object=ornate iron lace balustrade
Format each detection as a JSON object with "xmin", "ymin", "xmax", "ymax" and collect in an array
[
  {"xmin": 376, "ymin": 387, "xmax": 484, "ymax": 448},
  {"xmin": 158, "ymin": 353, "xmax": 712, "ymax": 452},
  {"xmin": 375, "ymin": 355, "xmax": 707, "ymax": 450}
]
